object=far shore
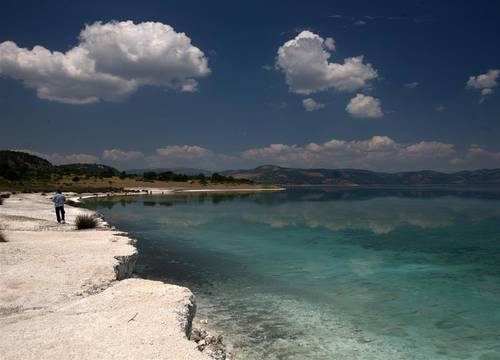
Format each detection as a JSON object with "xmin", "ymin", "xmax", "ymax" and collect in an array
[
  {"xmin": 68, "ymin": 186, "xmax": 285, "ymax": 204},
  {"xmin": 0, "ymin": 174, "xmax": 283, "ymax": 194}
]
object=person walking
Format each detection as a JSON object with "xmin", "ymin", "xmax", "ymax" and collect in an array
[{"xmin": 53, "ymin": 190, "xmax": 66, "ymax": 224}]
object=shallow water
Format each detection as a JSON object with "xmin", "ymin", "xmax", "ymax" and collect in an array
[{"xmin": 84, "ymin": 188, "xmax": 500, "ymax": 360}]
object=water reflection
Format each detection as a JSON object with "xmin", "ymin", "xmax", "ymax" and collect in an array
[
  {"xmin": 85, "ymin": 188, "xmax": 500, "ymax": 236},
  {"xmin": 83, "ymin": 187, "xmax": 500, "ymax": 360},
  {"xmin": 84, "ymin": 192, "xmax": 256, "ymax": 209}
]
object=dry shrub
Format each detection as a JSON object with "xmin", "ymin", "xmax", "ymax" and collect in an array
[{"xmin": 75, "ymin": 214, "xmax": 98, "ymax": 230}]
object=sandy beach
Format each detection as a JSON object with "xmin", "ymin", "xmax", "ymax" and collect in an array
[{"xmin": 0, "ymin": 192, "xmax": 230, "ymax": 360}]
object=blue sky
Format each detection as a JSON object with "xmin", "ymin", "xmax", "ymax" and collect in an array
[{"xmin": 1, "ymin": 0, "xmax": 499, "ymax": 171}]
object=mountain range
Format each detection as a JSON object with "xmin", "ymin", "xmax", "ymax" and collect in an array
[
  {"xmin": 2, "ymin": 151, "xmax": 500, "ymax": 186},
  {"xmin": 223, "ymin": 165, "xmax": 500, "ymax": 185}
]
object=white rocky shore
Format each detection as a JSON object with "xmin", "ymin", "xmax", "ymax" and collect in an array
[{"xmin": 0, "ymin": 193, "xmax": 227, "ymax": 360}]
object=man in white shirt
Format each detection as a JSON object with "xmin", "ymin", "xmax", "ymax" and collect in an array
[{"xmin": 53, "ymin": 190, "xmax": 66, "ymax": 224}]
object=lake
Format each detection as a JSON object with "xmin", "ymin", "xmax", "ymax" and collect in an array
[{"xmin": 83, "ymin": 188, "xmax": 500, "ymax": 360}]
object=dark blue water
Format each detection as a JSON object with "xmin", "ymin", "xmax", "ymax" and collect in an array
[{"xmin": 84, "ymin": 188, "xmax": 500, "ymax": 360}]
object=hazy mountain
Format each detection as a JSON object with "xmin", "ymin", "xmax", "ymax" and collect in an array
[
  {"xmin": 223, "ymin": 165, "xmax": 500, "ymax": 185},
  {"xmin": 3, "ymin": 151, "xmax": 500, "ymax": 186}
]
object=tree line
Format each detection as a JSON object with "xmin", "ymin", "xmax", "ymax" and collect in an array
[{"xmin": 141, "ymin": 171, "xmax": 253, "ymax": 184}]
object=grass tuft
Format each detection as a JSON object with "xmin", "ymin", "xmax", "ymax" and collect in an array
[
  {"xmin": 75, "ymin": 214, "xmax": 98, "ymax": 230},
  {"xmin": 0, "ymin": 231, "xmax": 6, "ymax": 243},
  {"xmin": 0, "ymin": 198, "xmax": 3, "ymax": 205}
]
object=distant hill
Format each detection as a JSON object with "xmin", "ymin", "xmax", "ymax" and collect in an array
[
  {"xmin": 0, "ymin": 150, "xmax": 53, "ymax": 180},
  {"xmin": 126, "ymin": 167, "xmax": 212, "ymax": 176},
  {"xmin": 57, "ymin": 163, "xmax": 121, "ymax": 177},
  {"xmin": 0, "ymin": 150, "xmax": 121, "ymax": 180},
  {"xmin": 223, "ymin": 165, "xmax": 500, "ymax": 185},
  {"xmin": 0, "ymin": 150, "xmax": 52, "ymax": 170}
]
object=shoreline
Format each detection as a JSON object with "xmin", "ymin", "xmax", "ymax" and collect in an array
[
  {"xmin": 68, "ymin": 186, "xmax": 285, "ymax": 204},
  {"xmin": 0, "ymin": 189, "xmax": 272, "ymax": 359}
]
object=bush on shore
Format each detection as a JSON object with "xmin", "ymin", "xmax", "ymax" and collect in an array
[
  {"xmin": 0, "ymin": 198, "xmax": 3, "ymax": 205},
  {"xmin": 0, "ymin": 231, "xmax": 6, "ymax": 242},
  {"xmin": 75, "ymin": 214, "xmax": 98, "ymax": 230}
]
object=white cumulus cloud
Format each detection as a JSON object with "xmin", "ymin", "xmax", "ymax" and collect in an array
[
  {"xmin": 149, "ymin": 145, "xmax": 236, "ymax": 169},
  {"xmin": 401, "ymin": 141, "xmax": 455, "ymax": 158},
  {"xmin": 102, "ymin": 149, "xmax": 144, "ymax": 162},
  {"xmin": 275, "ymin": 31, "xmax": 378, "ymax": 95},
  {"xmin": 0, "ymin": 21, "xmax": 210, "ymax": 104},
  {"xmin": 345, "ymin": 94, "xmax": 383, "ymax": 118},
  {"xmin": 302, "ymin": 98, "xmax": 325, "ymax": 111},
  {"xmin": 466, "ymin": 69, "xmax": 499, "ymax": 98},
  {"xmin": 241, "ymin": 136, "xmax": 456, "ymax": 170},
  {"xmin": 155, "ymin": 145, "xmax": 212, "ymax": 158}
]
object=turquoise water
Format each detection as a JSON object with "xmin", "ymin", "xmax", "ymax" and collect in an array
[{"xmin": 84, "ymin": 188, "xmax": 500, "ymax": 360}]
